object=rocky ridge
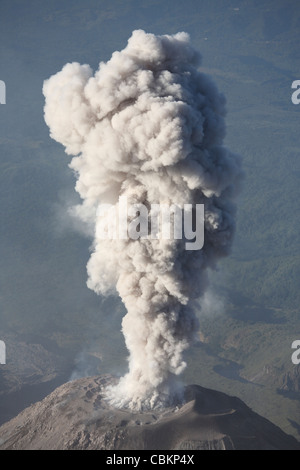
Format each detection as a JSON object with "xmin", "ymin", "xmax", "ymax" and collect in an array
[{"xmin": 0, "ymin": 374, "xmax": 299, "ymax": 450}]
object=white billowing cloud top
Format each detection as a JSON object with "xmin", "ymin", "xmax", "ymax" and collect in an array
[{"xmin": 43, "ymin": 30, "xmax": 242, "ymax": 410}]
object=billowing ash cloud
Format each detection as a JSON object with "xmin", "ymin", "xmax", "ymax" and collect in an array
[{"xmin": 43, "ymin": 30, "xmax": 242, "ymax": 410}]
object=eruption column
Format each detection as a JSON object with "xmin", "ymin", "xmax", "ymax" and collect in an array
[{"xmin": 43, "ymin": 30, "xmax": 242, "ymax": 409}]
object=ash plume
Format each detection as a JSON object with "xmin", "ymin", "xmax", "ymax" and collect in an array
[{"xmin": 43, "ymin": 30, "xmax": 242, "ymax": 410}]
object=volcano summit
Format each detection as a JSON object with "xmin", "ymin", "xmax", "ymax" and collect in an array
[{"xmin": 0, "ymin": 375, "xmax": 299, "ymax": 450}]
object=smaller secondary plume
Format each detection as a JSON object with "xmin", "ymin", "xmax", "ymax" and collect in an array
[{"xmin": 43, "ymin": 30, "xmax": 242, "ymax": 410}]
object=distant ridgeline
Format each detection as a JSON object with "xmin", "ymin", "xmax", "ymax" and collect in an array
[{"xmin": 0, "ymin": 80, "xmax": 6, "ymax": 104}]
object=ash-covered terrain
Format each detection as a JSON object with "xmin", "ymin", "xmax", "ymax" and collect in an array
[{"xmin": 0, "ymin": 374, "xmax": 299, "ymax": 450}]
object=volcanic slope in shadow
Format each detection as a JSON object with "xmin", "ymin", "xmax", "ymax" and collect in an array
[{"xmin": 0, "ymin": 375, "xmax": 299, "ymax": 450}]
